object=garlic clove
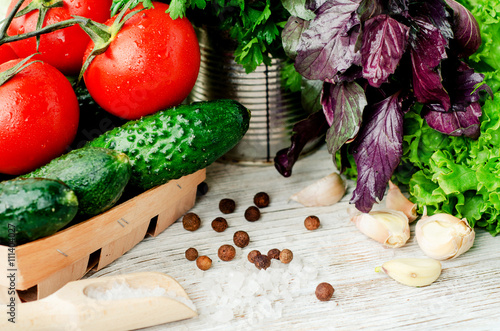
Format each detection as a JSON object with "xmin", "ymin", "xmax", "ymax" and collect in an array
[
  {"xmin": 376, "ymin": 258, "xmax": 442, "ymax": 287},
  {"xmin": 386, "ymin": 181, "xmax": 418, "ymax": 222},
  {"xmin": 351, "ymin": 209, "xmax": 410, "ymax": 248},
  {"xmin": 290, "ymin": 172, "xmax": 346, "ymax": 207},
  {"xmin": 415, "ymin": 212, "xmax": 475, "ymax": 260}
]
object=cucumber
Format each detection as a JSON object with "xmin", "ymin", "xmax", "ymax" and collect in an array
[
  {"xmin": 0, "ymin": 178, "xmax": 78, "ymax": 246},
  {"xmin": 87, "ymin": 99, "xmax": 250, "ymax": 190},
  {"xmin": 24, "ymin": 147, "xmax": 131, "ymax": 216}
]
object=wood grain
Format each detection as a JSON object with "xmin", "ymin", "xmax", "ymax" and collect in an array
[{"xmin": 85, "ymin": 146, "xmax": 500, "ymax": 330}]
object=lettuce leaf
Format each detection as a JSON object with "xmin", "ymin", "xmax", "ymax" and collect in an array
[{"xmin": 396, "ymin": 90, "xmax": 500, "ymax": 235}]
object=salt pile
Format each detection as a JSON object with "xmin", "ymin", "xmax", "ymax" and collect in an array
[
  {"xmin": 86, "ymin": 281, "xmax": 196, "ymax": 311},
  {"xmin": 196, "ymin": 253, "xmax": 318, "ymax": 326}
]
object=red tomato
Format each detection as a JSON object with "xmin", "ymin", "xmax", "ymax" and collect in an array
[
  {"xmin": 0, "ymin": 59, "xmax": 79, "ymax": 175},
  {"xmin": 83, "ymin": 2, "xmax": 200, "ymax": 120},
  {"xmin": 0, "ymin": 44, "xmax": 17, "ymax": 65},
  {"xmin": 6, "ymin": 0, "xmax": 112, "ymax": 76}
]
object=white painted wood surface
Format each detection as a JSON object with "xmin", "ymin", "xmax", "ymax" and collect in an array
[{"xmin": 87, "ymin": 145, "xmax": 500, "ymax": 330}]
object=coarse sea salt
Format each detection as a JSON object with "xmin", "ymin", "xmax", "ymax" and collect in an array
[
  {"xmin": 85, "ymin": 281, "xmax": 196, "ymax": 311},
  {"xmin": 195, "ymin": 254, "xmax": 319, "ymax": 327}
]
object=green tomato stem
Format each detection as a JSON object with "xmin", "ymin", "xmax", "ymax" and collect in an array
[
  {"xmin": 0, "ymin": 53, "xmax": 41, "ymax": 87},
  {"xmin": 0, "ymin": 17, "xmax": 89, "ymax": 46}
]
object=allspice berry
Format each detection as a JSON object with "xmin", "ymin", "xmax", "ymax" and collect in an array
[
  {"xmin": 279, "ymin": 249, "xmax": 293, "ymax": 264},
  {"xmin": 267, "ymin": 248, "xmax": 281, "ymax": 260},
  {"xmin": 219, "ymin": 198, "xmax": 236, "ymax": 214},
  {"xmin": 196, "ymin": 255, "xmax": 212, "ymax": 271},
  {"xmin": 254, "ymin": 254, "xmax": 271, "ymax": 270},
  {"xmin": 182, "ymin": 212, "xmax": 201, "ymax": 231},
  {"xmin": 315, "ymin": 282, "xmax": 334, "ymax": 301},
  {"xmin": 304, "ymin": 215, "xmax": 321, "ymax": 230},
  {"xmin": 185, "ymin": 247, "xmax": 198, "ymax": 261},
  {"xmin": 247, "ymin": 250, "xmax": 261, "ymax": 263},
  {"xmin": 211, "ymin": 217, "xmax": 228, "ymax": 232},
  {"xmin": 244, "ymin": 206, "xmax": 261, "ymax": 222},
  {"xmin": 253, "ymin": 192, "xmax": 270, "ymax": 208},
  {"xmin": 218, "ymin": 244, "xmax": 236, "ymax": 261},
  {"xmin": 233, "ymin": 230, "xmax": 250, "ymax": 248}
]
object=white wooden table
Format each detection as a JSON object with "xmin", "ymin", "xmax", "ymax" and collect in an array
[{"xmin": 87, "ymin": 145, "xmax": 500, "ymax": 330}]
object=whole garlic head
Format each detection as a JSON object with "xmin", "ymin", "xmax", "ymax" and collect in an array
[
  {"xmin": 415, "ymin": 212, "xmax": 475, "ymax": 260},
  {"xmin": 351, "ymin": 209, "xmax": 410, "ymax": 248}
]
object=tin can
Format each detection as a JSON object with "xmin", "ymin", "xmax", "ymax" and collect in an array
[{"xmin": 186, "ymin": 27, "xmax": 320, "ymax": 165}]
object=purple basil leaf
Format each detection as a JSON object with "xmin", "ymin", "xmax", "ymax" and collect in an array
[
  {"xmin": 356, "ymin": 0, "xmax": 383, "ymax": 22},
  {"xmin": 282, "ymin": 17, "xmax": 310, "ymax": 60},
  {"xmin": 423, "ymin": 102, "xmax": 482, "ymax": 139},
  {"xmin": 410, "ymin": 0, "xmax": 453, "ymax": 41},
  {"xmin": 322, "ymin": 81, "xmax": 367, "ymax": 154},
  {"xmin": 445, "ymin": 60, "xmax": 488, "ymax": 111},
  {"xmin": 282, "ymin": 0, "xmax": 316, "ymax": 20},
  {"xmin": 305, "ymin": 0, "xmax": 329, "ymax": 12},
  {"xmin": 301, "ymin": 78, "xmax": 323, "ymax": 113},
  {"xmin": 360, "ymin": 15, "xmax": 410, "ymax": 88},
  {"xmin": 444, "ymin": 0, "xmax": 481, "ymax": 58},
  {"xmin": 294, "ymin": 0, "xmax": 362, "ymax": 81},
  {"xmin": 349, "ymin": 92, "xmax": 404, "ymax": 212},
  {"xmin": 388, "ymin": 0, "xmax": 410, "ymax": 17},
  {"xmin": 410, "ymin": 18, "xmax": 450, "ymax": 112},
  {"xmin": 274, "ymin": 111, "xmax": 329, "ymax": 177}
]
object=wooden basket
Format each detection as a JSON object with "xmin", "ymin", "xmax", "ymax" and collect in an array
[{"xmin": 0, "ymin": 169, "xmax": 206, "ymax": 302}]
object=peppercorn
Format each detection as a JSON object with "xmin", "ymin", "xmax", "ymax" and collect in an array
[
  {"xmin": 315, "ymin": 282, "xmax": 334, "ymax": 301},
  {"xmin": 253, "ymin": 192, "xmax": 270, "ymax": 208},
  {"xmin": 182, "ymin": 212, "xmax": 201, "ymax": 231},
  {"xmin": 267, "ymin": 248, "xmax": 281, "ymax": 260},
  {"xmin": 247, "ymin": 250, "xmax": 261, "ymax": 263},
  {"xmin": 196, "ymin": 182, "xmax": 209, "ymax": 196},
  {"xmin": 279, "ymin": 249, "xmax": 293, "ymax": 264},
  {"xmin": 304, "ymin": 215, "xmax": 321, "ymax": 230},
  {"xmin": 211, "ymin": 217, "xmax": 228, "ymax": 232},
  {"xmin": 218, "ymin": 244, "xmax": 236, "ymax": 262},
  {"xmin": 254, "ymin": 254, "xmax": 271, "ymax": 270},
  {"xmin": 233, "ymin": 230, "xmax": 250, "ymax": 248},
  {"xmin": 219, "ymin": 198, "xmax": 236, "ymax": 214},
  {"xmin": 185, "ymin": 247, "xmax": 198, "ymax": 261},
  {"xmin": 196, "ymin": 255, "xmax": 212, "ymax": 271},
  {"xmin": 244, "ymin": 206, "xmax": 261, "ymax": 222}
]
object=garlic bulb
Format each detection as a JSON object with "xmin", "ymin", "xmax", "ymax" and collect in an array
[
  {"xmin": 385, "ymin": 181, "xmax": 418, "ymax": 222},
  {"xmin": 290, "ymin": 172, "xmax": 346, "ymax": 207},
  {"xmin": 415, "ymin": 212, "xmax": 475, "ymax": 260},
  {"xmin": 351, "ymin": 209, "xmax": 410, "ymax": 248},
  {"xmin": 376, "ymin": 258, "xmax": 442, "ymax": 287}
]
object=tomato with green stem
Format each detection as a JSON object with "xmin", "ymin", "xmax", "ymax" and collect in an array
[
  {"xmin": 82, "ymin": 2, "xmax": 200, "ymax": 120},
  {"xmin": 6, "ymin": 0, "xmax": 112, "ymax": 76},
  {"xmin": 0, "ymin": 58, "xmax": 79, "ymax": 175}
]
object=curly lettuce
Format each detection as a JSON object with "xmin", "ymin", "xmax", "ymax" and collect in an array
[{"xmin": 394, "ymin": 91, "xmax": 500, "ymax": 236}]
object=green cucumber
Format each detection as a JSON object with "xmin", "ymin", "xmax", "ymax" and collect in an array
[
  {"xmin": 24, "ymin": 147, "xmax": 131, "ymax": 216},
  {"xmin": 87, "ymin": 99, "xmax": 250, "ymax": 190},
  {"xmin": 0, "ymin": 178, "xmax": 78, "ymax": 246}
]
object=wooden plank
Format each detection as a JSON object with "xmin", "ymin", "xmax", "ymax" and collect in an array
[
  {"xmin": 36, "ymin": 256, "xmax": 90, "ymax": 300},
  {"xmin": 151, "ymin": 187, "xmax": 198, "ymax": 237},
  {"xmin": 96, "ymin": 220, "xmax": 150, "ymax": 270},
  {"xmin": 83, "ymin": 146, "xmax": 500, "ymax": 330}
]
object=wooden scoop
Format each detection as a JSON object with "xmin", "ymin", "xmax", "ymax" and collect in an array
[{"xmin": 1, "ymin": 272, "xmax": 197, "ymax": 330}]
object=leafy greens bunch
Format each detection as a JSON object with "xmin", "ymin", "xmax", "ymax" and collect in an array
[
  {"xmin": 392, "ymin": 0, "xmax": 500, "ymax": 236},
  {"xmin": 275, "ymin": 0, "xmax": 491, "ymax": 214}
]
